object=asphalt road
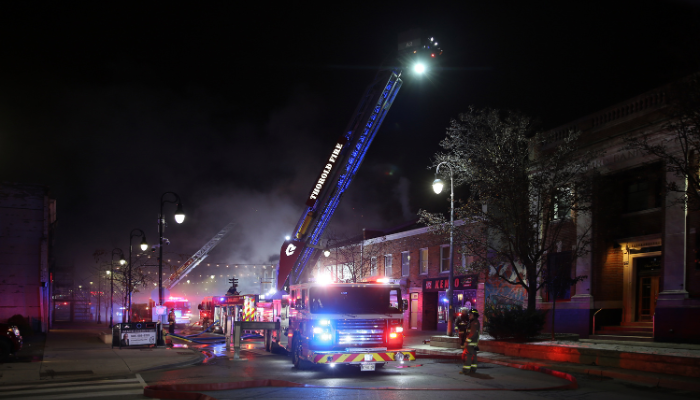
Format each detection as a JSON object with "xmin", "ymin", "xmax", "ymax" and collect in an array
[
  {"xmin": 136, "ymin": 340, "xmax": 698, "ymax": 400},
  {"xmin": 3, "ymin": 338, "xmax": 697, "ymax": 399}
]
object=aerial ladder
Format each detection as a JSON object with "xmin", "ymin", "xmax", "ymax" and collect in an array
[
  {"xmin": 164, "ymin": 221, "xmax": 236, "ymax": 290},
  {"xmin": 278, "ymin": 30, "xmax": 442, "ymax": 290}
]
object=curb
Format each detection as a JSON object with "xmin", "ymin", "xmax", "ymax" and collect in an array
[
  {"xmin": 415, "ymin": 351, "xmax": 700, "ymax": 393},
  {"xmin": 414, "ymin": 353, "xmax": 578, "ymax": 390},
  {"xmin": 137, "ymin": 349, "xmax": 207, "ymax": 372}
]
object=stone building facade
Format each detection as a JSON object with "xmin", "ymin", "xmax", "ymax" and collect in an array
[{"xmin": 535, "ymin": 81, "xmax": 700, "ymax": 342}]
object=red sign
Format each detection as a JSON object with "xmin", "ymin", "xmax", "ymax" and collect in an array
[
  {"xmin": 423, "ymin": 275, "xmax": 478, "ymax": 292},
  {"xmin": 214, "ymin": 296, "xmax": 245, "ymax": 306}
]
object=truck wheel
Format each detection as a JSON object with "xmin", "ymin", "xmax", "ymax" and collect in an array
[{"xmin": 292, "ymin": 337, "xmax": 306, "ymax": 370}]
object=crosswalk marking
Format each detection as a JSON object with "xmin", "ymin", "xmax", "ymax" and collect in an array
[{"xmin": 0, "ymin": 375, "xmax": 146, "ymax": 400}]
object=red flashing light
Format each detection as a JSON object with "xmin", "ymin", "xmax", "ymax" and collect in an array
[{"xmin": 431, "ymin": 53, "xmax": 435, "ymax": 57}]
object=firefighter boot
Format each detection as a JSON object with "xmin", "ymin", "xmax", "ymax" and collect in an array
[
  {"xmin": 460, "ymin": 366, "xmax": 471, "ymax": 374},
  {"xmin": 470, "ymin": 364, "xmax": 477, "ymax": 374}
]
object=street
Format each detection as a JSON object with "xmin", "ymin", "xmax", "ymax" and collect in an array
[{"xmin": 3, "ymin": 336, "xmax": 693, "ymax": 400}]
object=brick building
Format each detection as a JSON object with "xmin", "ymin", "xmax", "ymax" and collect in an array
[
  {"xmin": 309, "ymin": 222, "xmax": 489, "ymax": 332},
  {"xmin": 0, "ymin": 183, "xmax": 56, "ymax": 333}
]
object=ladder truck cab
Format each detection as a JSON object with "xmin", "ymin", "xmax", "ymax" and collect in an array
[{"xmin": 282, "ymin": 279, "xmax": 413, "ymax": 371}]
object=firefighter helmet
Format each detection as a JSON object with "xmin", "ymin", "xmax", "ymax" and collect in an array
[{"xmin": 469, "ymin": 308, "xmax": 479, "ymax": 318}]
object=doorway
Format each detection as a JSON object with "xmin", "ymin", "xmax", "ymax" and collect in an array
[
  {"xmin": 423, "ymin": 292, "xmax": 438, "ymax": 330},
  {"xmin": 410, "ymin": 293, "xmax": 419, "ymax": 329},
  {"xmin": 635, "ymin": 255, "xmax": 661, "ymax": 322}
]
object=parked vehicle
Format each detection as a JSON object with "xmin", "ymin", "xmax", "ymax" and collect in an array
[{"xmin": 0, "ymin": 323, "xmax": 23, "ymax": 359}]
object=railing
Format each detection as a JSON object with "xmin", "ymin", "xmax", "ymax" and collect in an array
[{"xmin": 592, "ymin": 308, "xmax": 605, "ymax": 335}]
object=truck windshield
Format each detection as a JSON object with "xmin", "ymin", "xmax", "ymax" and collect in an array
[{"xmin": 309, "ymin": 286, "xmax": 401, "ymax": 314}]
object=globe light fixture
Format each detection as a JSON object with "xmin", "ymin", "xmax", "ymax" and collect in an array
[
  {"xmin": 140, "ymin": 237, "xmax": 148, "ymax": 251},
  {"xmin": 174, "ymin": 203, "xmax": 185, "ymax": 224},
  {"xmin": 414, "ymin": 63, "xmax": 426, "ymax": 74},
  {"xmin": 432, "ymin": 178, "xmax": 444, "ymax": 194}
]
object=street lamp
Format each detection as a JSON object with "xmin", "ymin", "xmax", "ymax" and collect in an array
[
  {"xmin": 433, "ymin": 161, "xmax": 455, "ymax": 337},
  {"xmin": 158, "ymin": 192, "xmax": 184, "ymax": 345},
  {"xmin": 128, "ymin": 229, "xmax": 147, "ymax": 322},
  {"xmin": 110, "ymin": 248, "xmax": 126, "ymax": 328}
]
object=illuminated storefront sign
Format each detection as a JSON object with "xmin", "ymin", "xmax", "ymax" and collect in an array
[{"xmin": 423, "ymin": 275, "xmax": 478, "ymax": 292}]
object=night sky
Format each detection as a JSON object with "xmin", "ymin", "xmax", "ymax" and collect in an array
[{"xmin": 2, "ymin": 2, "xmax": 700, "ymax": 302}]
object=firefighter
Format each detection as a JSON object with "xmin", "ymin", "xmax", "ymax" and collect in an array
[
  {"xmin": 455, "ymin": 307, "xmax": 470, "ymax": 348},
  {"xmin": 460, "ymin": 308, "xmax": 480, "ymax": 374},
  {"xmin": 168, "ymin": 308, "xmax": 176, "ymax": 334}
]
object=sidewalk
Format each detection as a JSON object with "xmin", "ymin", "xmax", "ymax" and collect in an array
[
  {"xmin": 403, "ymin": 329, "xmax": 700, "ymax": 392},
  {"xmin": 0, "ymin": 322, "xmax": 204, "ymax": 386}
]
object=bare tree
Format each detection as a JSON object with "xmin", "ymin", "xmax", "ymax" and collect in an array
[
  {"xmin": 93, "ymin": 249, "xmax": 159, "ymax": 323},
  {"xmin": 419, "ymin": 108, "xmax": 600, "ymax": 312},
  {"xmin": 321, "ymin": 231, "xmax": 394, "ymax": 283},
  {"xmin": 625, "ymin": 74, "xmax": 700, "ymax": 210}
]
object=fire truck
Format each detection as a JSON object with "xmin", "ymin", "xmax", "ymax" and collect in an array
[
  {"xmin": 152, "ymin": 296, "xmax": 192, "ymax": 324},
  {"xmin": 273, "ymin": 30, "xmax": 441, "ymax": 370},
  {"xmin": 274, "ymin": 279, "xmax": 413, "ymax": 370},
  {"xmin": 198, "ymin": 294, "xmax": 260, "ymax": 333}
]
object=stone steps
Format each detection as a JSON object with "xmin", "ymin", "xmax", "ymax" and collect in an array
[{"xmin": 588, "ymin": 334, "xmax": 654, "ymax": 342}]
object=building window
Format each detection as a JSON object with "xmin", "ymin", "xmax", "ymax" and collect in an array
[
  {"xmin": 384, "ymin": 254, "xmax": 393, "ymax": 277},
  {"xmin": 552, "ymin": 188, "xmax": 571, "ymax": 220},
  {"xmin": 626, "ymin": 178, "xmax": 660, "ymax": 213},
  {"xmin": 370, "ymin": 257, "xmax": 378, "ymax": 276},
  {"xmin": 440, "ymin": 246, "xmax": 451, "ymax": 273},
  {"xmin": 420, "ymin": 248, "xmax": 428, "ymax": 274},
  {"xmin": 401, "ymin": 252, "xmax": 410, "ymax": 276},
  {"xmin": 546, "ymin": 251, "xmax": 572, "ymax": 301}
]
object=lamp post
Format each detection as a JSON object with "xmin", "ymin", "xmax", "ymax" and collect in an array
[
  {"xmin": 128, "ymin": 229, "xmax": 148, "ymax": 323},
  {"xmin": 110, "ymin": 248, "xmax": 126, "ymax": 328},
  {"xmin": 433, "ymin": 161, "xmax": 455, "ymax": 337},
  {"xmin": 158, "ymin": 192, "xmax": 184, "ymax": 345}
]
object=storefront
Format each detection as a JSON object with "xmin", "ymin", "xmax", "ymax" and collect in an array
[{"xmin": 422, "ymin": 275, "xmax": 478, "ymax": 332}]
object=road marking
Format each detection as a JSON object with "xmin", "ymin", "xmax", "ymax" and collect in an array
[
  {"xmin": 0, "ymin": 377, "xmax": 144, "ymax": 399},
  {"xmin": 136, "ymin": 373, "xmax": 147, "ymax": 387}
]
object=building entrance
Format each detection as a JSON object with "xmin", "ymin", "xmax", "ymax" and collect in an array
[{"xmin": 635, "ymin": 255, "xmax": 661, "ymax": 322}]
